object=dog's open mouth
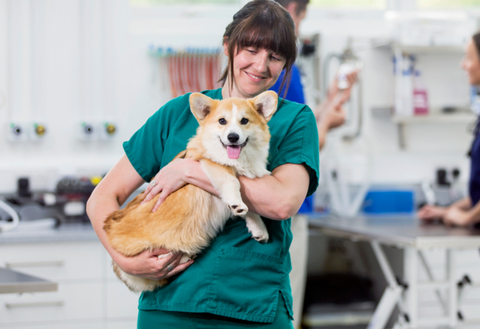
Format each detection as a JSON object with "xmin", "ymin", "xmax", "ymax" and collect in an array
[{"xmin": 221, "ymin": 138, "xmax": 248, "ymax": 159}]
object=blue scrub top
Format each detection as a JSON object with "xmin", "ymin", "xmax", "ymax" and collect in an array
[
  {"xmin": 270, "ymin": 64, "xmax": 305, "ymax": 104},
  {"xmin": 470, "ymin": 120, "xmax": 480, "ymax": 228},
  {"xmin": 270, "ymin": 63, "xmax": 314, "ymax": 213}
]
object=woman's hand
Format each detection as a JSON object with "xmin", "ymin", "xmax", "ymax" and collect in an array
[
  {"xmin": 317, "ymin": 69, "xmax": 358, "ymax": 130},
  {"xmin": 115, "ymin": 247, "xmax": 194, "ymax": 281},
  {"xmin": 326, "ymin": 70, "xmax": 358, "ymax": 105},
  {"xmin": 417, "ymin": 205, "xmax": 447, "ymax": 221},
  {"xmin": 142, "ymin": 158, "xmax": 197, "ymax": 212},
  {"xmin": 443, "ymin": 206, "xmax": 472, "ymax": 227}
]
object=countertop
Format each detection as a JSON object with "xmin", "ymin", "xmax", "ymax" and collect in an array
[
  {"xmin": 0, "ymin": 222, "xmax": 98, "ymax": 244},
  {"xmin": 0, "ymin": 267, "xmax": 57, "ymax": 294},
  {"xmin": 308, "ymin": 214, "xmax": 480, "ymax": 249}
]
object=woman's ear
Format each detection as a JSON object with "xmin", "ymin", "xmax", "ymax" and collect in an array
[
  {"xmin": 251, "ymin": 91, "xmax": 278, "ymax": 122},
  {"xmin": 190, "ymin": 93, "xmax": 217, "ymax": 122},
  {"xmin": 223, "ymin": 42, "xmax": 229, "ymax": 57}
]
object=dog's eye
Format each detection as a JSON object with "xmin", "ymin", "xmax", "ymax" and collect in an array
[
  {"xmin": 240, "ymin": 118, "xmax": 249, "ymax": 125},
  {"xmin": 219, "ymin": 118, "xmax": 227, "ymax": 125}
]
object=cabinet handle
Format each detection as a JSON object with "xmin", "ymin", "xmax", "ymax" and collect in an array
[
  {"xmin": 5, "ymin": 261, "xmax": 65, "ymax": 268},
  {"xmin": 5, "ymin": 301, "xmax": 64, "ymax": 309}
]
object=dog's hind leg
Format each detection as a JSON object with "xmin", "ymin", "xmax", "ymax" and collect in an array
[
  {"xmin": 245, "ymin": 212, "xmax": 269, "ymax": 243},
  {"xmin": 199, "ymin": 159, "xmax": 248, "ymax": 217}
]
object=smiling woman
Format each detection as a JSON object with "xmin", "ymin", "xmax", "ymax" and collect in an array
[
  {"xmin": 219, "ymin": 1, "xmax": 297, "ymax": 99},
  {"xmin": 86, "ymin": 1, "xmax": 319, "ymax": 327}
]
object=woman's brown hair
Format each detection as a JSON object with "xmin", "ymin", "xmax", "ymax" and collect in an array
[
  {"xmin": 219, "ymin": 0, "xmax": 297, "ymax": 99},
  {"xmin": 473, "ymin": 31, "xmax": 480, "ymax": 60}
]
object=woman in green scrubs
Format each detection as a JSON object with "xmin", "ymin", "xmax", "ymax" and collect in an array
[{"xmin": 87, "ymin": 0, "xmax": 319, "ymax": 327}]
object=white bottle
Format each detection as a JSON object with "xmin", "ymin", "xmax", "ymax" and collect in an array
[
  {"xmin": 394, "ymin": 55, "xmax": 414, "ymax": 116},
  {"xmin": 402, "ymin": 66, "xmax": 413, "ymax": 117}
]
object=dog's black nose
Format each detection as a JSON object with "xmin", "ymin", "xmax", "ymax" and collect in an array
[{"xmin": 227, "ymin": 133, "xmax": 239, "ymax": 143}]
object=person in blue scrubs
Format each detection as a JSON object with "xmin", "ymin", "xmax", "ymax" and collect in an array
[
  {"xmin": 270, "ymin": 1, "xmax": 358, "ymax": 328},
  {"xmin": 418, "ymin": 32, "xmax": 480, "ymax": 228}
]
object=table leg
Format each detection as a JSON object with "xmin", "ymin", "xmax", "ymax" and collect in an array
[
  {"xmin": 404, "ymin": 247, "xmax": 418, "ymax": 328},
  {"xmin": 447, "ymin": 249, "xmax": 458, "ymax": 328},
  {"xmin": 368, "ymin": 241, "xmax": 406, "ymax": 329},
  {"xmin": 418, "ymin": 250, "xmax": 448, "ymax": 314}
]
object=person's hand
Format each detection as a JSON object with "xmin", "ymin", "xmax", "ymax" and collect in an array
[
  {"xmin": 417, "ymin": 204, "xmax": 447, "ymax": 221},
  {"xmin": 142, "ymin": 158, "xmax": 198, "ymax": 212},
  {"xmin": 443, "ymin": 206, "xmax": 472, "ymax": 227},
  {"xmin": 318, "ymin": 69, "xmax": 358, "ymax": 130},
  {"xmin": 322, "ymin": 102, "xmax": 347, "ymax": 129},
  {"xmin": 116, "ymin": 247, "xmax": 194, "ymax": 281},
  {"xmin": 326, "ymin": 70, "xmax": 358, "ymax": 104}
]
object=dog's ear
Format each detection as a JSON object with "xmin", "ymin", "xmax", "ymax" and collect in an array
[
  {"xmin": 251, "ymin": 91, "xmax": 278, "ymax": 122},
  {"xmin": 190, "ymin": 93, "xmax": 216, "ymax": 121}
]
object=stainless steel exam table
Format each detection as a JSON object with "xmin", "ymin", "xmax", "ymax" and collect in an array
[
  {"xmin": 308, "ymin": 216, "xmax": 480, "ymax": 329},
  {"xmin": 0, "ymin": 267, "xmax": 57, "ymax": 295}
]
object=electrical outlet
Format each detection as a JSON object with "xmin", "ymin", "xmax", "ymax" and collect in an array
[
  {"xmin": 30, "ymin": 122, "xmax": 48, "ymax": 141},
  {"xmin": 7, "ymin": 122, "xmax": 28, "ymax": 142},
  {"xmin": 98, "ymin": 121, "xmax": 117, "ymax": 140},
  {"xmin": 79, "ymin": 122, "xmax": 97, "ymax": 141}
]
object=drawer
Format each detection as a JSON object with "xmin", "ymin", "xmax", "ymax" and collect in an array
[
  {"xmin": 0, "ymin": 282, "xmax": 103, "ymax": 324},
  {"xmin": 106, "ymin": 280, "xmax": 139, "ymax": 319},
  {"xmin": 0, "ymin": 241, "xmax": 104, "ymax": 281}
]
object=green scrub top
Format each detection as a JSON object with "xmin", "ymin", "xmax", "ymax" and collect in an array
[{"xmin": 123, "ymin": 88, "xmax": 319, "ymax": 324}]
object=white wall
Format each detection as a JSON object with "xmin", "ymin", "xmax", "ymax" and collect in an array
[{"xmin": 0, "ymin": 1, "xmax": 478, "ymax": 193}]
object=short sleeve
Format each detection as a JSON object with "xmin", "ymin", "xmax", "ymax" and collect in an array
[
  {"xmin": 123, "ymin": 94, "xmax": 189, "ymax": 182},
  {"xmin": 269, "ymin": 106, "xmax": 319, "ymax": 197}
]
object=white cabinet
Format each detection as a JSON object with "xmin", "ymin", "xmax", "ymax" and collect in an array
[
  {"xmin": 0, "ymin": 241, "xmax": 139, "ymax": 328},
  {"xmin": 0, "ymin": 242, "xmax": 103, "ymax": 281},
  {"xmin": 0, "ymin": 282, "xmax": 103, "ymax": 324}
]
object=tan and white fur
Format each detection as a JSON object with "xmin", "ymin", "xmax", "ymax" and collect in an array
[{"xmin": 104, "ymin": 90, "xmax": 278, "ymax": 293}]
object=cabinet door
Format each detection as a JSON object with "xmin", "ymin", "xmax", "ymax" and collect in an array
[
  {"xmin": 0, "ymin": 241, "xmax": 104, "ymax": 281},
  {"xmin": 0, "ymin": 282, "xmax": 103, "ymax": 324}
]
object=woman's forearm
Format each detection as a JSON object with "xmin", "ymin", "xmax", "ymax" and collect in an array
[
  {"xmin": 451, "ymin": 196, "xmax": 471, "ymax": 210},
  {"xmin": 465, "ymin": 199, "xmax": 480, "ymax": 224},
  {"xmin": 86, "ymin": 155, "xmax": 146, "ymax": 268},
  {"xmin": 185, "ymin": 160, "xmax": 310, "ymax": 220},
  {"xmin": 239, "ymin": 164, "xmax": 310, "ymax": 220},
  {"xmin": 86, "ymin": 191, "xmax": 131, "ymax": 267},
  {"xmin": 317, "ymin": 119, "xmax": 330, "ymax": 150}
]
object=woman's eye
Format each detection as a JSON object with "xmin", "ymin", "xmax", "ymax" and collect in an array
[
  {"xmin": 240, "ymin": 118, "xmax": 249, "ymax": 125},
  {"xmin": 219, "ymin": 118, "xmax": 227, "ymax": 125},
  {"xmin": 247, "ymin": 49, "xmax": 257, "ymax": 54}
]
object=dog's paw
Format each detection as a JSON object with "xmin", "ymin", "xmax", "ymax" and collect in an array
[
  {"xmin": 250, "ymin": 228, "xmax": 269, "ymax": 243},
  {"xmin": 228, "ymin": 202, "xmax": 248, "ymax": 217}
]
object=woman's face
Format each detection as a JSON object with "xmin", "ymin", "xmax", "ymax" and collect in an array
[
  {"xmin": 461, "ymin": 40, "xmax": 480, "ymax": 85},
  {"xmin": 224, "ymin": 44, "xmax": 286, "ymax": 99}
]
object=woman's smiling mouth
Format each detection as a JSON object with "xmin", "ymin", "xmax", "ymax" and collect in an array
[{"xmin": 245, "ymin": 71, "xmax": 266, "ymax": 81}]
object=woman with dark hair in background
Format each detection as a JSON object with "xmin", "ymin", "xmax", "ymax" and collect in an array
[
  {"xmin": 418, "ymin": 32, "xmax": 480, "ymax": 228},
  {"xmin": 87, "ymin": 0, "xmax": 319, "ymax": 327}
]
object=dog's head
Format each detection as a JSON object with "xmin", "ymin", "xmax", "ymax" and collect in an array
[{"xmin": 189, "ymin": 91, "xmax": 278, "ymax": 163}]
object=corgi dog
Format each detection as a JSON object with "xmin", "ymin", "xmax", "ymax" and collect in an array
[{"xmin": 104, "ymin": 90, "xmax": 278, "ymax": 293}]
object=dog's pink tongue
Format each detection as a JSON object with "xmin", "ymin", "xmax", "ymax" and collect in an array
[{"xmin": 227, "ymin": 145, "xmax": 241, "ymax": 159}]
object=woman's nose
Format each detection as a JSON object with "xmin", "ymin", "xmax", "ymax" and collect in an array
[{"xmin": 254, "ymin": 53, "xmax": 269, "ymax": 73}]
